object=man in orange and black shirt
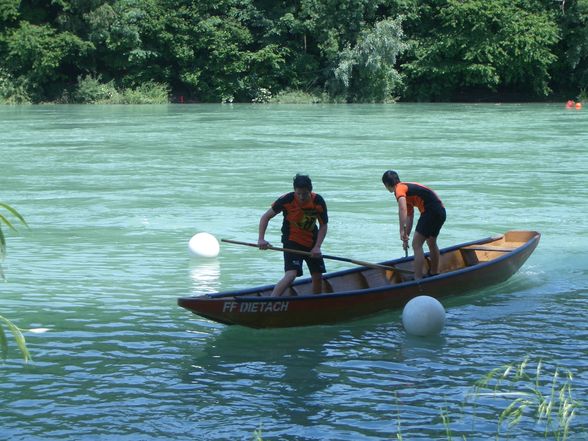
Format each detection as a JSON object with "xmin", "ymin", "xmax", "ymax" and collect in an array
[
  {"xmin": 382, "ymin": 170, "xmax": 446, "ymax": 280},
  {"xmin": 258, "ymin": 174, "xmax": 328, "ymax": 296}
]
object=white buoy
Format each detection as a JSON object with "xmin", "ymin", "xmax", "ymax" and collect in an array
[
  {"xmin": 402, "ymin": 295, "xmax": 446, "ymax": 337},
  {"xmin": 188, "ymin": 232, "xmax": 220, "ymax": 258}
]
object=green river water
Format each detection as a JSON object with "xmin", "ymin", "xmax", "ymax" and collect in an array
[{"xmin": 1, "ymin": 103, "xmax": 587, "ymax": 440}]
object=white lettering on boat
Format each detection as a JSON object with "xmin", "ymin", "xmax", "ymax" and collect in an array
[
  {"xmin": 223, "ymin": 301, "xmax": 238, "ymax": 312},
  {"xmin": 222, "ymin": 301, "xmax": 289, "ymax": 313}
]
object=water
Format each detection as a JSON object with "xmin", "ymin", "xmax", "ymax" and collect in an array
[{"xmin": 1, "ymin": 103, "xmax": 587, "ymax": 440}]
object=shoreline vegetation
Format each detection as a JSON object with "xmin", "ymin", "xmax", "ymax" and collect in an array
[
  {"xmin": 1, "ymin": 1, "xmax": 587, "ymax": 105},
  {"xmin": 2, "ymin": 83, "xmax": 587, "ymax": 105}
]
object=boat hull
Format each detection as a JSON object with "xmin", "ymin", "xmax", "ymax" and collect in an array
[{"xmin": 178, "ymin": 230, "xmax": 540, "ymax": 328}]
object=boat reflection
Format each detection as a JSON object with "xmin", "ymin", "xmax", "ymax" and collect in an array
[{"xmin": 177, "ymin": 320, "xmax": 413, "ymax": 436}]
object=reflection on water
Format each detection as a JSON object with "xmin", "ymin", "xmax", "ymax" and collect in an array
[{"xmin": 190, "ymin": 259, "xmax": 221, "ymax": 293}]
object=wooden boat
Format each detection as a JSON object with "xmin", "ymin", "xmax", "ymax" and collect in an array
[{"xmin": 178, "ymin": 230, "xmax": 540, "ymax": 328}]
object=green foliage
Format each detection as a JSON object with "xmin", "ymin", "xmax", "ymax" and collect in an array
[
  {"xmin": 0, "ymin": 0, "xmax": 19, "ymax": 24},
  {"xmin": 0, "ymin": 202, "xmax": 28, "ymax": 261},
  {"xmin": 269, "ymin": 89, "xmax": 327, "ymax": 104},
  {"xmin": 189, "ymin": 14, "xmax": 254, "ymax": 102},
  {"xmin": 118, "ymin": 81, "xmax": 169, "ymax": 104},
  {"xmin": 0, "ymin": 0, "xmax": 586, "ymax": 102},
  {"xmin": 0, "ymin": 315, "xmax": 31, "ymax": 363},
  {"xmin": 73, "ymin": 75, "xmax": 119, "ymax": 103},
  {"xmin": 255, "ymin": 0, "xmax": 407, "ymax": 100},
  {"xmin": 0, "ymin": 202, "xmax": 31, "ymax": 363},
  {"xmin": 403, "ymin": 0, "xmax": 560, "ymax": 100},
  {"xmin": 392, "ymin": 358, "xmax": 581, "ymax": 440},
  {"xmin": 554, "ymin": 0, "xmax": 588, "ymax": 95},
  {"xmin": 334, "ymin": 17, "xmax": 407, "ymax": 102},
  {"xmin": 0, "ymin": 68, "xmax": 31, "ymax": 104},
  {"xmin": 251, "ymin": 87, "xmax": 272, "ymax": 103},
  {"xmin": 71, "ymin": 75, "xmax": 169, "ymax": 103},
  {"xmin": 2, "ymin": 21, "xmax": 93, "ymax": 101},
  {"xmin": 84, "ymin": 1, "xmax": 158, "ymax": 83},
  {"xmin": 469, "ymin": 358, "xmax": 579, "ymax": 440}
]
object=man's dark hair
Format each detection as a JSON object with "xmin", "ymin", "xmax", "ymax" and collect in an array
[
  {"xmin": 293, "ymin": 173, "xmax": 313, "ymax": 191},
  {"xmin": 382, "ymin": 170, "xmax": 400, "ymax": 186}
]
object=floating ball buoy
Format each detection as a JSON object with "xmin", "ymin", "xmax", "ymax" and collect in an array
[
  {"xmin": 576, "ymin": 102, "xmax": 582, "ymax": 110},
  {"xmin": 402, "ymin": 295, "xmax": 446, "ymax": 337},
  {"xmin": 188, "ymin": 232, "xmax": 220, "ymax": 258},
  {"xmin": 566, "ymin": 100, "xmax": 575, "ymax": 108}
]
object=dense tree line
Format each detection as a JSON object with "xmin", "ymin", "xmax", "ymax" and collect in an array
[{"xmin": 0, "ymin": 0, "xmax": 586, "ymax": 103}]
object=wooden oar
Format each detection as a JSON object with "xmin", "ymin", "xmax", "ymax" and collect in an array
[{"xmin": 221, "ymin": 239, "xmax": 412, "ymax": 273}]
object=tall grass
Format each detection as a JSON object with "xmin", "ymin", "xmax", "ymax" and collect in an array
[
  {"xmin": 469, "ymin": 358, "xmax": 578, "ymax": 440},
  {"xmin": 394, "ymin": 358, "xmax": 580, "ymax": 440},
  {"xmin": 252, "ymin": 358, "xmax": 580, "ymax": 440},
  {"xmin": 253, "ymin": 427, "xmax": 263, "ymax": 441}
]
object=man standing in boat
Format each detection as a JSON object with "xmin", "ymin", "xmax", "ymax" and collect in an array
[
  {"xmin": 258, "ymin": 174, "xmax": 328, "ymax": 296},
  {"xmin": 382, "ymin": 170, "xmax": 446, "ymax": 280}
]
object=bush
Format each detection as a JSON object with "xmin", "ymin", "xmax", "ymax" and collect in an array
[
  {"xmin": 252, "ymin": 87, "xmax": 272, "ymax": 103},
  {"xmin": 0, "ymin": 69, "xmax": 32, "ymax": 104},
  {"xmin": 72, "ymin": 76, "xmax": 169, "ymax": 104},
  {"xmin": 119, "ymin": 82, "xmax": 170, "ymax": 104},
  {"xmin": 269, "ymin": 89, "xmax": 327, "ymax": 104},
  {"xmin": 73, "ymin": 75, "xmax": 120, "ymax": 104}
]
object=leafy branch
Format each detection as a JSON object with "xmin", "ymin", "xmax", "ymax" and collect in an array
[
  {"xmin": 0, "ymin": 315, "xmax": 31, "ymax": 363},
  {"xmin": 0, "ymin": 201, "xmax": 29, "ymax": 261},
  {"xmin": 0, "ymin": 201, "xmax": 32, "ymax": 363}
]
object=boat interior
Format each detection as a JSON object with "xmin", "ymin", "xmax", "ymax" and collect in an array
[{"xmin": 241, "ymin": 231, "xmax": 535, "ymax": 298}]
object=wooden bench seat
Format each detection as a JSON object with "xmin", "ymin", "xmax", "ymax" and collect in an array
[{"xmin": 461, "ymin": 245, "xmax": 516, "ymax": 252}]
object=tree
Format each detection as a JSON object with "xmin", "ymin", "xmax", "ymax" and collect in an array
[
  {"xmin": 83, "ymin": 0, "xmax": 160, "ymax": 86},
  {"xmin": 334, "ymin": 17, "xmax": 407, "ymax": 102},
  {"xmin": 403, "ymin": 0, "xmax": 560, "ymax": 101},
  {"xmin": 0, "ymin": 0, "xmax": 579, "ymax": 101},
  {"xmin": 253, "ymin": 0, "xmax": 409, "ymax": 98},
  {"xmin": 552, "ymin": 0, "xmax": 588, "ymax": 96},
  {"xmin": 2, "ymin": 21, "xmax": 92, "ymax": 100},
  {"xmin": 0, "ymin": 0, "xmax": 19, "ymax": 24}
]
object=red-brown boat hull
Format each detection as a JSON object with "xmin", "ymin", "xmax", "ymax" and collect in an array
[{"xmin": 178, "ymin": 231, "xmax": 540, "ymax": 328}]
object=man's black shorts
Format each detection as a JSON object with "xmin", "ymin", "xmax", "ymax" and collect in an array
[
  {"xmin": 283, "ymin": 240, "xmax": 326, "ymax": 276},
  {"xmin": 416, "ymin": 206, "xmax": 446, "ymax": 238}
]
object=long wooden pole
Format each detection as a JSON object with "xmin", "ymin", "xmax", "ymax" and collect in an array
[{"xmin": 221, "ymin": 239, "xmax": 412, "ymax": 273}]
